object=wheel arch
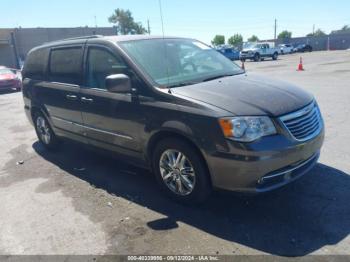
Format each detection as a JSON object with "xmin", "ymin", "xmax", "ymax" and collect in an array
[
  {"xmin": 146, "ymin": 130, "xmax": 212, "ymax": 185},
  {"xmin": 30, "ymin": 105, "xmax": 54, "ymax": 128}
]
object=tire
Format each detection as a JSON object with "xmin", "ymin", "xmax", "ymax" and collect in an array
[
  {"xmin": 152, "ymin": 138, "xmax": 212, "ymax": 204},
  {"xmin": 253, "ymin": 53, "xmax": 260, "ymax": 62},
  {"xmin": 33, "ymin": 111, "xmax": 60, "ymax": 150},
  {"xmin": 240, "ymin": 58, "xmax": 246, "ymax": 62},
  {"xmin": 272, "ymin": 52, "xmax": 278, "ymax": 60}
]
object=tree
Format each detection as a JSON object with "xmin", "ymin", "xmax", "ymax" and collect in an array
[
  {"xmin": 211, "ymin": 35, "xmax": 225, "ymax": 46},
  {"xmin": 108, "ymin": 8, "xmax": 148, "ymax": 35},
  {"xmin": 341, "ymin": 25, "xmax": 350, "ymax": 31},
  {"xmin": 314, "ymin": 29, "xmax": 326, "ymax": 37},
  {"xmin": 133, "ymin": 22, "xmax": 148, "ymax": 34},
  {"xmin": 227, "ymin": 34, "xmax": 243, "ymax": 48},
  {"xmin": 307, "ymin": 29, "xmax": 326, "ymax": 37},
  {"xmin": 278, "ymin": 30, "xmax": 292, "ymax": 40},
  {"xmin": 331, "ymin": 25, "xmax": 350, "ymax": 34},
  {"xmin": 247, "ymin": 35, "xmax": 259, "ymax": 42}
]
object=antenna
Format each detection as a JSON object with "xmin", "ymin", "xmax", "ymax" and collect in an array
[
  {"xmin": 159, "ymin": 0, "xmax": 165, "ymax": 37},
  {"xmin": 158, "ymin": 0, "xmax": 170, "ymax": 92}
]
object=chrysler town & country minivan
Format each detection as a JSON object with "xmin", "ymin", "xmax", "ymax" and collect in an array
[{"xmin": 22, "ymin": 35, "xmax": 324, "ymax": 203}]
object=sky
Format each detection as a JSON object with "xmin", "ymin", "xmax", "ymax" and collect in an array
[{"xmin": 1, "ymin": 0, "xmax": 350, "ymax": 45}]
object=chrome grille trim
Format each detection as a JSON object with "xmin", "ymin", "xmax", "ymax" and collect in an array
[
  {"xmin": 280, "ymin": 102, "xmax": 323, "ymax": 141},
  {"xmin": 261, "ymin": 152, "xmax": 319, "ymax": 181}
]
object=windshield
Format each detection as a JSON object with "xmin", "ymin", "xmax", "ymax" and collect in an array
[
  {"xmin": 0, "ymin": 69, "xmax": 13, "ymax": 75},
  {"xmin": 243, "ymin": 42, "xmax": 259, "ymax": 49},
  {"xmin": 120, "ymin": 38, "xmax": 243, "ymax": 88}
]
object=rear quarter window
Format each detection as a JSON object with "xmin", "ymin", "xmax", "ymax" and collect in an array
[
  {"xmin": 49, "ymin": 47, "xmax": 83, "ymax": 85},
  {"xmin": 22, "ymin": 48, "xmax": 49, "ymax": 80}
]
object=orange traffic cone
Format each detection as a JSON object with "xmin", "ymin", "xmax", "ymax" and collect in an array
[
  {"xmin": 297, "ymin": 57, "xmax": 304, "ymax": 71},
  {"xmin": 241, "ymin": 61, "xmax": 245, "ymax": 70}
]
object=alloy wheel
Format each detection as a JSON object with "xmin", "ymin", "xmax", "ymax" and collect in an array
[
  {"xmin": 159, "ymin": 149, "xmax": 196, "ymax": 196},
  {"xmin": 36, "ymin": 116, "xmax": 51, "ymax": 145}
]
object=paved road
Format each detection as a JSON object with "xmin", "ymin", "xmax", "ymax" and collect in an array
[{"xmin": 0, "ymin": 51, "xmax": 350, "ymax": 256}]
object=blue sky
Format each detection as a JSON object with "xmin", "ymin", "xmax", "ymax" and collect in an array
[{"xmin": 1, "ymin": 0, "xmax": 350, "ymax": 44}]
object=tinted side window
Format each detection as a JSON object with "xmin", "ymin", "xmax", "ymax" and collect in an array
[
  {"xmin": 23, "ymin": 48, "xmax": 48, "ymax": 80},
  {"xmin": 49, "ymin": 47, "xmax": 83, "ymax": 85},
  {"xmin": 86, "ymin": 47, "xmax": 127, "ymax": 89}
]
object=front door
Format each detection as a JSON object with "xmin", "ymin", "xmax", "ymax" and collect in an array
[{"xmin": 80, "ymin": 45, "xmax": 143, "ymax": 155}]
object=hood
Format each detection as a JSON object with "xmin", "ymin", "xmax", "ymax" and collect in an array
[
  {"xmin": 0, "ymin": 74, "xmax": 15, "ymax": 80},
  {"xmin": 242, "ymin": 48, "xmax": 258, "ymax": 52},
  {"xmin": 172, "ymin": 73, "xmax": 313, "ymax": 116}
]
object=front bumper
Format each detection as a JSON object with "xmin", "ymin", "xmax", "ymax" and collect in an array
[
  {"xmin": 239, "ymin": 53, "xmax": 254, "ymax": 59},
  {"xmin": 205, "ymin": 127, "xmax": 324, "ymax": 193},
  {"xmin": 0, "ymin": 80, "xmax": 21, "ymax": 89}
]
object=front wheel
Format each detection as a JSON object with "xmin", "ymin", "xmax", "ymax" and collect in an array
[
  {"xmin": 253, "ymin": 53, "xmax": 261, "ymax": 62},
  {"xmin": 272, "ymin": 52, "xmax": 278, "ymax": 60},
  {"xmin": 153, "ymin": 138, "xmax": 212, "ymax": 204},
  {"xmin": 33, "ymin": 111, "xmax": 60, "ymax": 150}
]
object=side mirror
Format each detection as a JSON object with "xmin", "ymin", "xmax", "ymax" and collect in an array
[{"xmin": 105, "ymin": 74, "xmax": 131, "ymax": 93}]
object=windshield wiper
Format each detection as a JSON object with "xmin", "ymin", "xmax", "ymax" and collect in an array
[
  {"xmin": 165, "ymin": 73, "xmax": 239, "ymax": 89},
  {"xmin": 201, "ymin": 74, "xmax": 235, "ymax": 82},
  {"xmin": 167, "ymin": 81, "xmax": 199, "ymax": 88}
]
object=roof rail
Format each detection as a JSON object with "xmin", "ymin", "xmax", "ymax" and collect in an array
[{"xmin": 58, "ymin": 35, "xmax": 103, "ymax": 41}]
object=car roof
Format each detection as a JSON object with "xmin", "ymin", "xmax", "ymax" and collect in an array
[
  {"xmin": 36, "ymin": 35, "xmax": 193, "ymax": 48},
  {"xmin": 28, "ymin": 35, "xmax": 197, "ymax": 54}
]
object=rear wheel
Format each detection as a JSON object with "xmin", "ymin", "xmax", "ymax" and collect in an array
[
  {"xmin": 152, "ymin": 138, "xmax": 212, "ymax": 204},
  {"xmin": 33, "ymin": 111, "xmax": 60, "ymax": 150}
]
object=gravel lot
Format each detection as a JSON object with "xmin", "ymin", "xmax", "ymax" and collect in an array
[{"xmin": 0, "ymin": 50, "xmax": 350, "ymax": 256}]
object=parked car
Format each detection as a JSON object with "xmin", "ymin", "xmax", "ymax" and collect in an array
[
  {"xmin": 0, "ymin": 66, "xmax": 22, "ymax": 91},
  {"xmin": 278, "ymin": 44, "xmax": 294, "ymax": 54},
  {"xmin": 22, "ymin": 35, "xmax": 324, "ymax": 203},
  {"xmin": 240, "ymin": 42, "xmax": 279, "ymax": 61},
  {"xmin": 216, "ymin": 47, "xmax": 240, "ymax": 60},
  {"xmin": 294, "ymin": 44, "xmax": 313, "ymax": 52}
]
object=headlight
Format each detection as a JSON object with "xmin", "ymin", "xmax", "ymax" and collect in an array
[{"xmin": 219, "ymin": 116, "xmax": 276, "ymax": 142}]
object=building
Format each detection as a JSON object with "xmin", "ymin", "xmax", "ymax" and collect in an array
[
  {"xmin": 266, "ymin": 33, "xmax": 350, "ymax": 51},
  {"xmin": 0, "ymin": 27, "xmax": 117, "ymax": 68}
]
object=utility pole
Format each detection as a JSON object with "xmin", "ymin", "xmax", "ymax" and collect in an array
[
  {"xmin": 147, "ymin": 19, "xmax": 151, "ymax": 35},
  {"xmin": 10, "ymin": 32, "xmax": 20, "ymax": 69},
  {"xmin": 274, "ymin": 18, "xmax": 277, "ymax": 42},
  {"xmin": 94, "ymin": 16, "xmax": 97, "ymax": 28},
  {"xmin": 313, "ymin": 24, "xmax": 315, "ymax": 35}
]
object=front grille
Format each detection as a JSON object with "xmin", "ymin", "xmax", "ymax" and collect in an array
[{"xmin": 280, "ymin": 102, "xmax": 323, "ymax": 141}]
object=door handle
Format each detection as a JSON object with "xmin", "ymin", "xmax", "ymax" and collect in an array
[
  {"xmin": 66, "ymin": 94, "xmax": 78, "ymax": 101},
  {"xmin": 81, "ymin": 97, "xmax": 94, "ymax": 103}
]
